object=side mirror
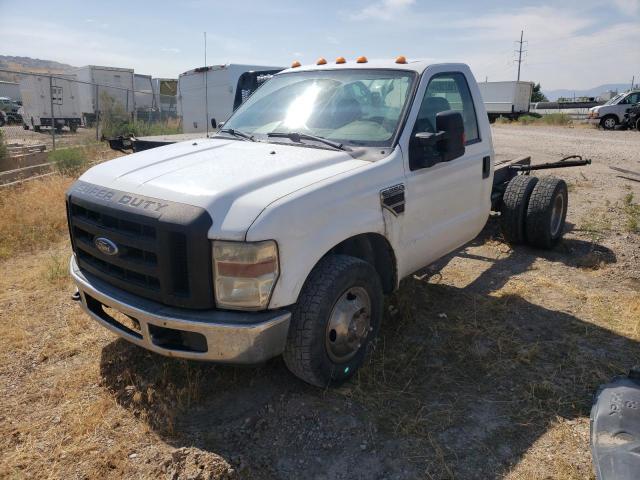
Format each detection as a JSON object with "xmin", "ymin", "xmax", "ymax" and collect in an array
[
  {"xmin": 435, "ymin": 110, "xmax": 465, "ymax": 162},
  {"xmin": 409, "ymin": 110, "xmax": 466, "ymax": 170},
  {"xmin": 211, "ymin": 118, "xmax": 217, "ymax": 128}
]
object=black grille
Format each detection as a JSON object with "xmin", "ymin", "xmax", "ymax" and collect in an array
[{"xmin": 67, "ymin": 181, "xmax": 214, "ymax": 309}]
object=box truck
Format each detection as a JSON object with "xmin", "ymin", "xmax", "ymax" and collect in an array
[
  {"xmin": 19, "ymin": 74, "xmax": 82, "ymax": 132},
  {"xmin": 178, "ymin": 64, "xmax": 282, "ymax": 133},
  {"xmin": 478, "ymin": 81, "xmax": 533, "ymax": 122}
]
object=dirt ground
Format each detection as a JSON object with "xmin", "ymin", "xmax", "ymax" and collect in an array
[
  {"xmin": 1, "ymin": 125, "xmax": 639, "ymax": 479},
  {"xmin": 1, "ymin": 124, "xmax": 97, "ymax": 149}
]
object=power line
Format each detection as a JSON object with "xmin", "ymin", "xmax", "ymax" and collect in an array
[{"xmin": 514, "ymin": 30, "xmax": 527, "ymax": 82}]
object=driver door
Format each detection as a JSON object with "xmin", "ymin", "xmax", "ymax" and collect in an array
[{"xmin": 398, "ymin": 66, "xmax": 493, "ymax": 276}]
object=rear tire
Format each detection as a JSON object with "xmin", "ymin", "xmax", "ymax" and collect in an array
[
  {"xmin": 283, "ymin": 254, "xmax": 383, "ymax": 387},
  {"xmin": 500, "ymin": 175, "xmax": 539, "ymax": 244},
  {"xmin": 525, "ymin": 177, "xmax": 568, "ymax": 249}
]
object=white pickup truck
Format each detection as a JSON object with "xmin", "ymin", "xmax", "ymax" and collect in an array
[{"xmin": 67, "ymin": 57, "xmax": 584, "ymax": 387}]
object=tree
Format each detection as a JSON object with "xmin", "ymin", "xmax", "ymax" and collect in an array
[{"xmin": 531, "ymin": 83, "xmax": 548, "ymax": 102}]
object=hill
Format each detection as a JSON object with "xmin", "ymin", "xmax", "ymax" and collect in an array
[
  {"xmin": 544, "ymin": 83, "xmax": 635, "ymax": 101},
  {"xmin": 0, "ymin": 55, "xmax": 76, "ymax": 82}
]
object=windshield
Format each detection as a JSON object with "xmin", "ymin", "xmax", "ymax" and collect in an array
[
  {"xmin": 221, "ymin": 69, "xmax": 416, "ymax": 147},
  {"xmin": 604, "ymin": 94, "xmax": 623, "ymax": 105}
]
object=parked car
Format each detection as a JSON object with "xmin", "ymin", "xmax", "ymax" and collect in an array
[
  {"xmin": 0, "ymin": 96, "xmax": 23, "ymax": 124},
  {"xmin": 589, "ymin": 90, "xmax": 640, "ymax": 129},
  {"xmin": 65, "ymin": 57, "xmax": 587, "ymax": 387}
]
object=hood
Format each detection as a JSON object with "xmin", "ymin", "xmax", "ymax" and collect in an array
[{"xmin": 80, "ymin": 138, "xmax": 368, "ymax": 239}]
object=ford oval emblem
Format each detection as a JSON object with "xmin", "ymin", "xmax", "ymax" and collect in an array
[{"xmin": 94, "ymin": 237, "xmax": 119, "ymax": 256}]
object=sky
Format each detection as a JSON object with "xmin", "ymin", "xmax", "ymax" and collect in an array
[{"xmin": 0, "ymin": 0, "xmax": 639, "ymax": 91}]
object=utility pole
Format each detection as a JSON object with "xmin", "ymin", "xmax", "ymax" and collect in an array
[
  {"xmin": 632, "ymin": 75, "xmax": 635, "ymax": 90},
  {"xmin": 515, "ymin": 30, "xmax": 527, "ymax": 82},
  {"xmin": 204, "ymin": 31, "xmax": 209, "ymax": 137}
]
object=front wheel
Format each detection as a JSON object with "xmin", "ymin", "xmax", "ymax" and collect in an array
[
  {"xmin": 283, "ymin": 254, "xmax": 383, "ymax": 387},
  {"xmin": 600, "ymin": 115, "xmax": 617, "ymax": 130}
]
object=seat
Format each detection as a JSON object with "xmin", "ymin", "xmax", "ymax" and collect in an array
[{"xmin": 415, "ymin": 96, "xmax": 451, "ymax": 133}]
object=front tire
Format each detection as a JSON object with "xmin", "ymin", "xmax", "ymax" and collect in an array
[
  {"xmin": 283, "ymin": 254, "xmax": 383, "ymax": 387},
  {"xmin": 600, "ymin": 115, "xmax": 617, "ymax": 130}
]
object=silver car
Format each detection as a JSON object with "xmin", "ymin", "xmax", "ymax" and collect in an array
[{"xmin": 589, "ymin": 90, "xmax": 640, "ymax": 129}]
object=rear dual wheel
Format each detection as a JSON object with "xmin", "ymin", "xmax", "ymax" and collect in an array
[{"xmin": 500, "ymin": 175, "xmax": 568, "ymax": 249}]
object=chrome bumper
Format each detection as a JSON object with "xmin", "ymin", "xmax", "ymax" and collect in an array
[{"xmin": 70, "ymin": 256, "xmax": 291, "ymax": 363}]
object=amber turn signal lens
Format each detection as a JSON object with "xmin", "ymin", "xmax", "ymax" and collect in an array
[
  {"xmin": 356, "ymin": 56, "xmax": 368, "ymax": 63},
  {"xmin": 335, "ymin": 56, "xmax": 346, "ymax": 64},
  {"xmin": 316, "ymin": 57, "xmax": 327, "ymax": 65},
  {"xmin": 395, "ymin": 55, "xmax": 407, "ymax": 64},
  {"xmin": 291, "ymin": 60, "xmax": 301, "ymax": 68}
]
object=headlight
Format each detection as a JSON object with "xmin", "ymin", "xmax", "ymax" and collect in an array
[{"xmin": 212, "ymin": 240, "xmax": 279, "ymax": 310}]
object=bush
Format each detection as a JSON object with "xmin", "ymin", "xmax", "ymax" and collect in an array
[
  {"xmin": 48, "ymin": 148, "xmax": 89, "ymax": 177},
  {"xmin": 101, "ymin": 118, "xmax": 182, "ymax": 139},
  {"xmin": 518, "ymin": 115, "xmax": 538, "ymax": 125},
  {"xmin": 540, "ymin": 113, "xmax": 572, "ymax": 125}
]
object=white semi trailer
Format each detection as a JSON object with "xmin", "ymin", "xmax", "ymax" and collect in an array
[
  {"xmin": 178, "ymin": 64, "xmax": 282, "ymax": 133},
  {"xmin": 152, "ymin": 78, "xmax": 178, "ymax": 115},
  {"xmin": 134, "ymin": 74, "xmax": 155, "ymax": 111},
  {"xmin": 73, "ymin": 65, "xmax": 135, "ymax": 125},
  {"xmin": 478, "ymin": 81, "xmax": 533, "ymax": 122}
]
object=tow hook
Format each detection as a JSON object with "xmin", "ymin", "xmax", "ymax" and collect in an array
[{"xmin": 71, "ymin": 289, "xmax": 81, "ymax": 302}]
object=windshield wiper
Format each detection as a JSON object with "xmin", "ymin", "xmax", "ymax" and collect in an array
[
  {"xmin": 267, "ymin": 131, "xmax": 346, "ymax": 151},
  {"xmin": 218, "ymin": 128, "xmax": 256, "ymax": 141}
]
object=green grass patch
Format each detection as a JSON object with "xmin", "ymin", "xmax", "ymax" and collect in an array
[
  {"xmin": 101, "ymin": 117, "xmax": 182, "ymax": 139},
  {"xmin": 48, "ymin": 148, "xmax": 89, "ymax": 177}
]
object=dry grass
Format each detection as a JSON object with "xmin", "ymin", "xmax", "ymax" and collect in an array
[{"xmin": 0, "ymin": 176, "xmax": 73, "ymax": 260}]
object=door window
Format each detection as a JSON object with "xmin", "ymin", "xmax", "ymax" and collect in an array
[
  {"xmin": 626, "ymin": 92, "xmax": 640, "ymax": 104},
  {"xmin": 413, "ymin": 72, "xmax": 479, "ymax": 144}
]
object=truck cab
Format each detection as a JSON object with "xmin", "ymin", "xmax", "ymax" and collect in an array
[
  {"xmin": 589, "ymin": 90, "xmax": 640, "ymax": 129},
  {"xmin": 67, "ymin": 58, "xmax": 529, "ymax": 386}
]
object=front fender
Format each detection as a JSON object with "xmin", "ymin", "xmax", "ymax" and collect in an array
[{"xmin": 247, "ymin": 149, "xmax": 405, "ymax": 308}]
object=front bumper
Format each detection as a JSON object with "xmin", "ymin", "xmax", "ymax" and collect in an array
[{"xmin": 70, "ymin": 256, "xmax": 291, "ymax": 363}]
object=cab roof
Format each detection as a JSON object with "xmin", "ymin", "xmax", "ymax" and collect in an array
[{"xmin": 278, "ymin": 59, "xmax": 468, "ymax": 75}]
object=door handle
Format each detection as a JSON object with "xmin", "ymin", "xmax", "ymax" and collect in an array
[{"xmin": 482, "ymin": 156, "xmax": 491, "ymax": 179}]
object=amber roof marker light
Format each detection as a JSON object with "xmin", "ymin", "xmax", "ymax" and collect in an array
[
  {"xmin": 335, "ymin": 56, "xmax": 346, "ymax": 64},
  {"xmin": 291, "ymin": 60, "xmax": 301, "ymax": 68},
  {"xmin": 395, "ymin": 55, "xmax": 407, "ymax": 64},
  {"xmin": 316, "ymin": 57, "xmax": 327, "ymax": 65},
  {"xmin": 356, "ymin": 56, "xmax": 368, "ymax": 63}
]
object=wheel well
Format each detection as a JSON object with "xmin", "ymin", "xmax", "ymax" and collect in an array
[
  {"xmin": 602, "ymin": 114, "xmax": 618, "ymax": 122},
  {"xmin": 328, "ymin": 233, "xmax": 397, "ymax": 294}
]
